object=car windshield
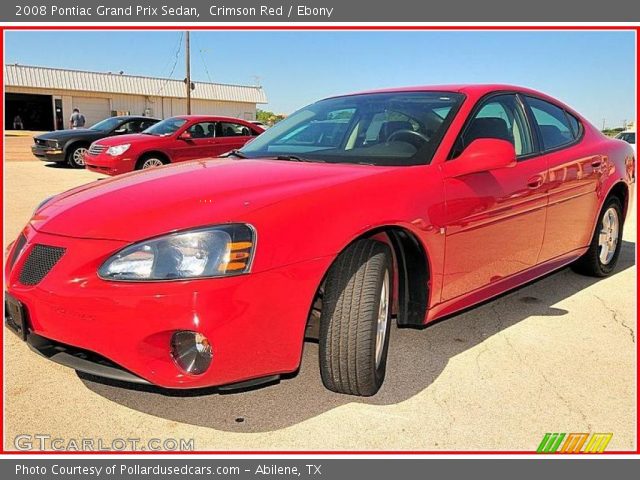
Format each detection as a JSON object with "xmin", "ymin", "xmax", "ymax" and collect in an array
[
  {"xmin": 239, "ymin": 91, "xmax": 464, "ymax": 165},
  {"xmin": 143, "ymin": 118, "xmax": 187, "ymax": 136},
  {"xmin": 90, "ymin": 117, "xmax": 123, "ymax": 132}
]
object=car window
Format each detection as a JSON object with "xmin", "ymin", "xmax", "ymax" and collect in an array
[
  {"xmin": 140, "ymin": 119, "xmax": 157, "ymax": 130},
  {"xmin": 616, "ymin": 132, "xmax": 635, "ymax": 144},
  {"xmin": 452, "ymin": 94, "xmax": 534, "ymax": 159},
  {"xmin": 187, "ymin": 122, "xmax": 217, "ymax": 138},
  {"xmin": 526, "ymin": 96, "xmax": 575, "ymax": 150},
  {"xmin": 239, "ymin": 91, "xmax": 464, "ymax": 166},
  {"xmin": 116, "ymin": 120, "xmax": 146, "ymax": 134},
  {"xmin": 217, "ymin": 122, "xmax": 253, "ymax": 137},
  {"xmin": 565, "ymin": 112, "xmax": 582, "ymax": 139}
]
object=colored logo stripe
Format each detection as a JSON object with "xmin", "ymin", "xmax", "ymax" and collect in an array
[
  {"xmin": 537, "ymin": 433, "xmax": 566, "ymax": 453},
  {"xmin": 537, "ymin": 433, "xmax": 613, "ymax": 453}
]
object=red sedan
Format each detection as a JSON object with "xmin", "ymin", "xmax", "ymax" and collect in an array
[
  {"xmin": 84, "ymin": 115, "xmax": 263, "ymax": 175},
  {"xmin": 5, "ymin": 85, "xmax": 634, "ymax": 396}
]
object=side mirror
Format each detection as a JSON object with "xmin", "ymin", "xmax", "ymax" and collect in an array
[
  {"xmin": 178, "ymin": 132, "xmax": 192, "ymax": 140},
  {"xmin": 445, "ymin": 138, "xmax": 517, "ymax": 177}
]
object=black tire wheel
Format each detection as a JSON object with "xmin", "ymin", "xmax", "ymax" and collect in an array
[
  {"xmin": 66, "ymin": 144, "xmax": 88, "ymax": 169},
  {"xmin": 319, "ymin": 239, "xmax": 392, "ymax": 396},
  {"xmin": 571, "ymin": 196, "xmax": 624, "ymax": 277},
  {"xmin": 136, "ymin": 155, "xmax": 168, "ymax": 170}
]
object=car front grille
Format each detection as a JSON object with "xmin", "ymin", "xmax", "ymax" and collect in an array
[
  {"xmin": 19, "ymin": 245, "xmax": 66, "ymax": 286},
  {"xmin": 88, "ymin": 144, "xmax": 106, "ymax": 155}
]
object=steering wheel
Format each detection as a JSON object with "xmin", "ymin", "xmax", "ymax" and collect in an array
[{"xmin": 386, "ymin": 129, "xmax": 430, "ymax": 148}]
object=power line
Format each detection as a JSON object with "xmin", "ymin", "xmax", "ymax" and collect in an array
[
  {"xmin": 193, "ymin": 34, "xmax": 214, "ymax": 83},
  {"xmin": 154, "ymin": 31, "xmax": 184, "ymax": 97}
]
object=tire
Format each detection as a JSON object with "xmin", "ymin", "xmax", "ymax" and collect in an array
[
  {"xmin": 571, "ymin": 196, "xmax": 624, "ymax": 277},
  {"xmin": 136, "ymin": 155, "xmax": 168, "ymax": 170},
  {"xmin": 66, "ymin": 144, "xmax": 88, "ymax": 169},
  {"xmin": 319, "ymin": 239, "xmax": 392, "ymax": 396}
]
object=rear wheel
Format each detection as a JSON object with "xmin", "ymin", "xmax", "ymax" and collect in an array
[
  {"xmin": 319, "ymin": 239, "xmax": 392, "ymax": 396},
  {"xmin": 66, "ymin": 145, "xmax": 87, "ymax": 168},
  {"xmin": 571, "ymin": 196, "xmax": 624, "ymax": 277}
]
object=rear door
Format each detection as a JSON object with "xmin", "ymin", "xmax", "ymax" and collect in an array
[
  {"xmin": 441, "ymin": 93, "xmax": 548, "ymax": 301},
  {"xmin": 524, "ymin": 96, "xmax": 602, "ymax": 262},
  {"xmin": 207, "ymin": 121, "xmax": 257, "ymax": 156}
]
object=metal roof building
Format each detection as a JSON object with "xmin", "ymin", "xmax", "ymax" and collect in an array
[{"xmin": 4, "ymin": 64, "xmax": 268, "ymax": 131}]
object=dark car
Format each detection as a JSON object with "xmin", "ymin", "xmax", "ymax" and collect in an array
[{"xmin": 32, "ymin": 116, "xmax": 160, "ymax": 168}]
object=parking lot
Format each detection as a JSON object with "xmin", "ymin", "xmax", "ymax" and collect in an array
[{"xmin": 3, "ymin": 134, "xmax": 637, "ymax": 452}]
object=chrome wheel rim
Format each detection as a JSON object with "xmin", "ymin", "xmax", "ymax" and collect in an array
[
  {"xmin": 598, "ymin": 207, "xmax": 619, "ymax": 265},
  {"xmin": 73, "ymin": 147, "xmax": 87, "ymax": 166},
  {"xmin": 375, "ymin": 271, "xmax": 390, "ymax": 369},
  {"xmin": 142, "ymin": 158, "xmax": 164, "ymax": 169}
]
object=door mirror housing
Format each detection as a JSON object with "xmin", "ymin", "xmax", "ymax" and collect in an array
[
  {"xmin": 446, "ymin": 138, "xmax": 517, "ymax": 177},
  {"xmin": 178, "ymin": 132, "xmax": 192, "ymax": 140}
]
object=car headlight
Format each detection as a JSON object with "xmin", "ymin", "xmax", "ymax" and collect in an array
[
  {"xmin": 98, "ymin": 224, "xmax": 255, "ymax": 281},
  {"xmin": 106, "ymin": 144, "xmax": 131, "ymax": 156}
]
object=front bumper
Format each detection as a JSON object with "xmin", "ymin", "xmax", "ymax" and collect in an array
[
  {"xmin": 84, "ymin": 152, "xmax": 131, "ymax": 176},
  {"xmin": 31, "ymin": 144, "xmax": 65, "ymax": 162},
  {"xmin": 5, "ymin": 225, "xmax": 329, "ymax": 389}
]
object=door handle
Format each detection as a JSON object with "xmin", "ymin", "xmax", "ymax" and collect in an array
[{"xmin": 527, "ymin": 176, "xmax": 544, "ymax": 189}]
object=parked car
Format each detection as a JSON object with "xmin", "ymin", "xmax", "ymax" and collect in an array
[
  {"xmin": 84, "ymin": 115, "xmax": 264, "ymax": 175},
  {"xmin": 250, "ymin": 120, "xmax": 269, "ymax": 129},
  {"xmin": 6, "ymin": 85, "xmax": 635, "ymax": 396},
  {"xmin": 615, "ymin": 129, "xmax": 636, "ymax": 156},
  {"xmin": 31, "ymin": 116, "xmax": 160, "ymax": 168}
]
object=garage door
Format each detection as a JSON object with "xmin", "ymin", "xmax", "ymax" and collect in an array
[{"xmin": 71, "ymin": 97, "xmax": 110, "ymax": 127}]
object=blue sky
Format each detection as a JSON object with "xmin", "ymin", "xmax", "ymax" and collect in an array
[{"xmin": 4, "ymin": 30, "xmax": 635, "ymax": 127}]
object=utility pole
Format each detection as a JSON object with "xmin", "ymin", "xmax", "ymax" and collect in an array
[{"xmin": 185, "ymin": 31, "xmax": 191, "ymax": 114}]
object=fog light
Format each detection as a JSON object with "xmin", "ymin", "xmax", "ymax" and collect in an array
[{"xmin": 170, "ymin": 331, "xmax": 212, "ymax": 375}]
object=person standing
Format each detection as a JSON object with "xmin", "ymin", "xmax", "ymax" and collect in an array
[
  {"xmin": 12, "ymin": 114, "xmax": 23, "ymax": 130},
  {"xmin": 69, "ymin": 108, "xmax": 86, "ymax": 129}
]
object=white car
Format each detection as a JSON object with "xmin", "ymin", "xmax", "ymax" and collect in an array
[{"xmin": 615, "ymin": 130, "xmax": 636, "ymax": 156}]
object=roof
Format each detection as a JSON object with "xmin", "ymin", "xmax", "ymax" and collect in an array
[
  {"xmin": 4, "ymin": 64, "xmax": 267, "ymax": 104},
  {"xmin": 335, "ymin": 83, "xmax": 550, "ymax": 99}
]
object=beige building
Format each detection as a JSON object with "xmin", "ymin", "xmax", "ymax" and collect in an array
[{"xmin": 4, "ymin": 64, "xmax": 267, "ymax": 131}]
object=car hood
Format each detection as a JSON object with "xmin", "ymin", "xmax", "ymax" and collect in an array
[
  {"xmin": 94, "ymin": 133, "xmax": 160, "ymax": 146},
  {"xmin": 36, "ymin": 129, "xmax": 99, "ymax": 141},
  {"xmin": 31, "ymin": 158, "xmax": 396, "ymax": 242}
]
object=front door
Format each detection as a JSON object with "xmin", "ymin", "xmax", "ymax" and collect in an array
[
  {"xmin": 441, "ymin": 93, "xmax": 548, "ymax": 301},
  {"xmin": 171, "ymin": 121, "xmax": 217, "ymax": 163}
]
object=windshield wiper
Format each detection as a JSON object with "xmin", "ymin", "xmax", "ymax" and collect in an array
[
  {"xmin": 275, "ymin": 155, "xmax": 322, "ymax": 163},
  {"xmin": 225, "ymin": 149, "xmax": 248, "ymax": 158}
]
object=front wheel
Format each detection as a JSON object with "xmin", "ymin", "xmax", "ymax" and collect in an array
[
  {"xmin": 137, "ymin": 155, "xmax": 168, "ymax": 170},
  {"xmin": 572, "ymin": 196, "xmax": 624, "ymax": 277},
  {"xmin": 67, "ymin": 145, "xmax": 87, "ymax": 168},
  {"xmin": 319, "ymin": 239, "xmax": 392, "ymax": 396}
]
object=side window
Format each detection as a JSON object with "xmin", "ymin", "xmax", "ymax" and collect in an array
[
  {"xmin": 453, "ymin": 94, "xmax": 533, "ymax": 158},
  {"xmin": 218, "ymin": 122, "xmax": 252, "ymax": 137},
  {"xmin": 140, "ymin": 120, "xmax": 157, "ymax": 131},
  {"xmin": 187, "ymin": 122, "xmax": 216, "ymax": 138},
  {"xmin": 565, "ymin": 112, "xmax": 582, "ymax": 139},
  {"xmin": 526, "ymin": 96, "xmax": 576, "ymax": 150}
]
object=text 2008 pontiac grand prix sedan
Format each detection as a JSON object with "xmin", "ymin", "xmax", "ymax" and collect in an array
[{"xmin": 5, "ymin": 85, "xmax": 635, "ymax": 396}]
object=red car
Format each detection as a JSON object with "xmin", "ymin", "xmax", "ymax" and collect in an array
[
  {"xmin": 84, "ymin": 115, "xmax": 263, "ymax": 175},
  {"xmin": 5, "ymin": 85, "xmax": 635, "ymax": 396}
]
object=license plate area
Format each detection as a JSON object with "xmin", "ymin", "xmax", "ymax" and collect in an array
[{"xmin": 5, "ymin": 293, "xmax": 29, "ymax": 341}]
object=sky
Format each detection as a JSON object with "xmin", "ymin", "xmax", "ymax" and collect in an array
[{"xmin": 4, "ymin": 30, "xmax": 636, "ymax": 127}]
